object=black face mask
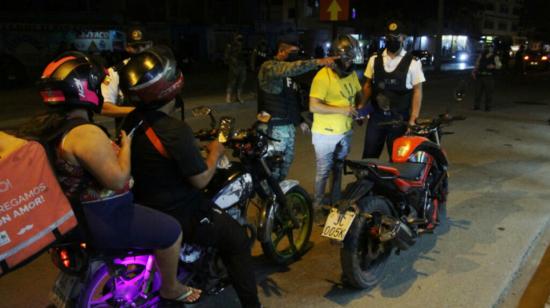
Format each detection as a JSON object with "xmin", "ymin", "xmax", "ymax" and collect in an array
[
  {"xmin": 333, "ymin": 58, "xmax": 353, "ymax": 77},
  {"xmin": 386, "ymin": 38, "xmax": 401, "ymax": 53},
  {"xmin": 286, "ymin": 51, "xmax": 299, "ymax": 62}
]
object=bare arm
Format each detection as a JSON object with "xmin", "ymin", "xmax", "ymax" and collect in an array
[
  {"xmin": 309, "ymin": 96, "xmax": 353, "ymax": 116},
  {"xmin": 188, "ymin": 141, "xmax": 224, "ymax": 189},
  {"xmin": 101, "ymin": 102, "xmax": 135, "ymax": 118},
  {"xmin": 359, "ymin": 78, "xmax": 373, "ymax": 108},
  {"xmin": 65, "ymin": 124, "xmax": 131, "ymax": 190},
  {"xmin": 409, "ymin": 83, "xmax": 423, "ymax": 125}
]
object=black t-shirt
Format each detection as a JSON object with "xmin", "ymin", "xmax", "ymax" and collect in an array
[{"xmin": 123, "ymin": 110, "xmax": 207, "ymax": 211}]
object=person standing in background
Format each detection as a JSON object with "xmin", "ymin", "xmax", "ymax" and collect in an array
[
  {"xmin": 472, "ymin": 44, "xmax": 502, "ymax": 112},
  {"xmin": 225, "ymin": 33, "xmax": 248, "ymax": 103}
]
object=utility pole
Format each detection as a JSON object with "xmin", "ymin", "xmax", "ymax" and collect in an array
[{"xmin": 434, "ymin": 0, "xmax": 444, "ymax": 72}]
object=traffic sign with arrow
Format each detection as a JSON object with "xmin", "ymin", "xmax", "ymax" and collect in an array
[{"xmin": 320, "ymin": 0, "xmax": 349, "ymax": 21}]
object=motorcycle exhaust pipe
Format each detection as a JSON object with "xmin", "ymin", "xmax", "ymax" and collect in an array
[{"xmin": 379, "ymin": 216, "xmax": 416, "ymax": 250}]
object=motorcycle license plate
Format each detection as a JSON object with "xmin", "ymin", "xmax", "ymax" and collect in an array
[
  {"xmin": 321, "ymin": 208, "xmax": 356, "ymax": 241},
  {"xmin": 49, "ymin": 272, "xmax": 79, "ymax": 308}
]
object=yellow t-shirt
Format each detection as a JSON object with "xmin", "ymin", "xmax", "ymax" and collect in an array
[{"xmin": 310, "ymin": 67, "xmax": 361, "ymax": 135}]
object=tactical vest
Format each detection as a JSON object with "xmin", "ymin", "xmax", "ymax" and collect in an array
[
  {"xmin": 258, "ymin": 77, "xmax": 301, "ymax": 126},
  {"xmin": 478, "ymin": 54, "xmax": 496, "ymax": 76},
  {"xmin": 372, "ymin": 52, "xmax": 413, "ymax": 114}
]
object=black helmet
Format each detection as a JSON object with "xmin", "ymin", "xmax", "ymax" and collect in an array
[
  {"xmin": 38, "ymin": 51, "xmax": 106, "ymax": 113},
  {"xmin": 330, "ymin": 34, "xmax": 358, "ymax": 77},
  {"xmin": 119, "ymin": 45, "xmax": 184, "ymax": 109}
]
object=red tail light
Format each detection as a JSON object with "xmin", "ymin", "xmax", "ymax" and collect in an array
[{"xmin": 523, "ymin": 55, "xmax": 529, "ymax": 61}]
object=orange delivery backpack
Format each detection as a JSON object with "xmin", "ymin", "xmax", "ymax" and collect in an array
[{"xmin": 0, "ymin": 127, "xmax": 85, "ymax": 276}]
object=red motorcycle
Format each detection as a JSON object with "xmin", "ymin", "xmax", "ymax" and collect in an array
[{"xmin": 321, "ymin": 113, "xmax": 465, "ymax": 289}]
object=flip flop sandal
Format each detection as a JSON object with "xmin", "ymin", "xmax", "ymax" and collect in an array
[{"xmin": 160, "ymin": 287, "xmax": 202, "ymax": 306}]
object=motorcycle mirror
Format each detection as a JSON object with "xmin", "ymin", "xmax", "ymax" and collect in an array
[
  {"xmin": 191, "ymin": 106, "xmax": 212, "ymax": 117},
  {"xmin": 218, "ymin": 117, "xmax": 235, "ymax": 144},
  {"xmin": 256, "ymin": 111, "xmax": 272, "ymax": 124}
]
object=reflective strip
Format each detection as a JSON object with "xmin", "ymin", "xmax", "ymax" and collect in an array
[{"xmin": 0, "ymin": 211, "xmax": 75, "ymax": 262}]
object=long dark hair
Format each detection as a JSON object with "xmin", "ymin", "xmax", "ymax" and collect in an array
[{"xmin": 17, "ymin": 109, "xmax": 69, "ymax": 141}]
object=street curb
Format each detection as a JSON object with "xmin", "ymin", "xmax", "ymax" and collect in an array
[{"xmin": 493, "ymin": 216, "xmax": 550, "ymax": 307}]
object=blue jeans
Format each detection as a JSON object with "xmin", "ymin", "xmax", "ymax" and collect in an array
[
  {"xmin": 312, "ymin": 131, "xmax": 352, "ymax": 206},
  {"xmin": 267, "ymin": 124, "xmax": 296, "ymax": 182}
]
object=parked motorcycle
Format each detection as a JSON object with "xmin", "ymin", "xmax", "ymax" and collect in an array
[{"xmin": 321, "ymin": 111, "xmax": 465, "ymax": 289}]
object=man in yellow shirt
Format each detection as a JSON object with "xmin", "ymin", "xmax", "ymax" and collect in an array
[{"xmin": 309, "ymin": 35, "xmax": 363, "ymax": 214}]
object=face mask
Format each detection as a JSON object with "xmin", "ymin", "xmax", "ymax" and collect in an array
[
  {"xmin": 286, "ymin": 51, "xmax": 299, "ymax": 62},
  {"xmin": 386, "ymin": 38, "xmax": 401, "ymax": 53}
]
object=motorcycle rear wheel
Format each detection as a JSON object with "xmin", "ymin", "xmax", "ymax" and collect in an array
[
  {"xmin": 261, "ymin": 185, "xmax": 313, "ymax": 265},
  {"xmin": 341, "ymin": 196, "xmax": 393, "ymax": 289},
  {"xmin": 78, "ymin": 255, "xmax": 161, "ymax": 308}
]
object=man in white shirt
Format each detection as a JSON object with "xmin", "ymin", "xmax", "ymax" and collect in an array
[
  {"xmin": 361, "ymin": 22, "xmax": 426, "ymax": 159},
  {"xmin": 101, "ymin": 34, "xmax": 152, "ymax": 126}
]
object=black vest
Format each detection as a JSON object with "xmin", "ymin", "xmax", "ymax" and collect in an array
[
  {"xmin": 372, "ymin": 52, "xmax": 414, "ymax": 114},
  {"xmin": 478, "ymin": 54, "xmax": 496, "ymax": 76},
  {"xmin": 258, "ymin": 77, "xmax": 301, "ymax": 126}
]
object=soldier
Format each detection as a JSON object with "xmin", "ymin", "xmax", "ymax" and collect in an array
[
  {"xmin": 224, "ymin": 33, "xmax": 248, "ymax": 103},
  {"xmin": 257, "ymin": 38, "xmax": 336, "ymax": 182},
  {"xmin": 250, "ymin": 38, "xmax": 270, "ymax": 74}
]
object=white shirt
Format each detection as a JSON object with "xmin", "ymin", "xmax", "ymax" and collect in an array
[
  {"xmin": 101, "ymin": 59, "xmax": 129, "ymax": 105},
  {"xmin": 364, "ymin": 49, "xmax": 426, "ymax": 89}
]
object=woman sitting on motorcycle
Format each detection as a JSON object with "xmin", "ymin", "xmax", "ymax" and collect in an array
[{"xmin": 19, "ymin": 53, "xmax": 201, "ymax": 304}]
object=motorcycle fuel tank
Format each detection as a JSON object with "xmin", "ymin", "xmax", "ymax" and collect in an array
[{"xmin": 212, "ymin": 173, "xmax": 254, "ymax": 209}]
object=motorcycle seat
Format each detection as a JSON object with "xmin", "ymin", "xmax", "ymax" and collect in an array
[{"xmin": 347, "ymin": 159, "xmax": 426, "ymax": 181}]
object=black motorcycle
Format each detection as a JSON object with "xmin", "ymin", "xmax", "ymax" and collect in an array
[{"xmin": 190, "ymin": 107, "xmax": 314, "ymax": 265}]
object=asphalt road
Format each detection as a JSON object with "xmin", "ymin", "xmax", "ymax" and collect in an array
[{"xmin": 1, "ymin": 71, "xmax": 550, "ymax": 307}]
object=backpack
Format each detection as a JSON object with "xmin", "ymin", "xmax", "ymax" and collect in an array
[{"xmin": 0, "ymin": 118, "xmax": 92, "ymax": 275}]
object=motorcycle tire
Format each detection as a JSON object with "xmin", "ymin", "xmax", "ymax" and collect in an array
[
  {"xmin": 340, "ymin": 196, "xmax": 393, "ymax": 289},
  {"xmin": 261, "ymin": 185, "xmax": 313, "ymax": 265},
  {"xmin": 78, "ymin": 255, "xmax": 161, "ymax": 307}
]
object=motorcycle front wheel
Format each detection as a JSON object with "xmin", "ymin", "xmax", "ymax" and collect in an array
[
  {"xmin": 341, "ymin": 196, "xmax": 393, "ymax": 289},
  {"xmin": 261, "ymin": 185, "xmax": 313, "ymax": 265},
  {"xmin": 78, "ymin": 255, "xmax": 161, "ymax": 308}
]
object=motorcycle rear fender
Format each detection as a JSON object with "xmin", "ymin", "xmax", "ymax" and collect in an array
[{"xmin": 336, "ymin": 179, "xmax": 374, "ymax": 213}]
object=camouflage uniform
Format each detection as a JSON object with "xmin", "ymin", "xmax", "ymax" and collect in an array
[
  {"xmin": 257, "ymin": 58, "xmax": 320, "ymax": 181},
  {"xmin": 224, "ymin": 39, "xmax": 247, "ymax": 103}
]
